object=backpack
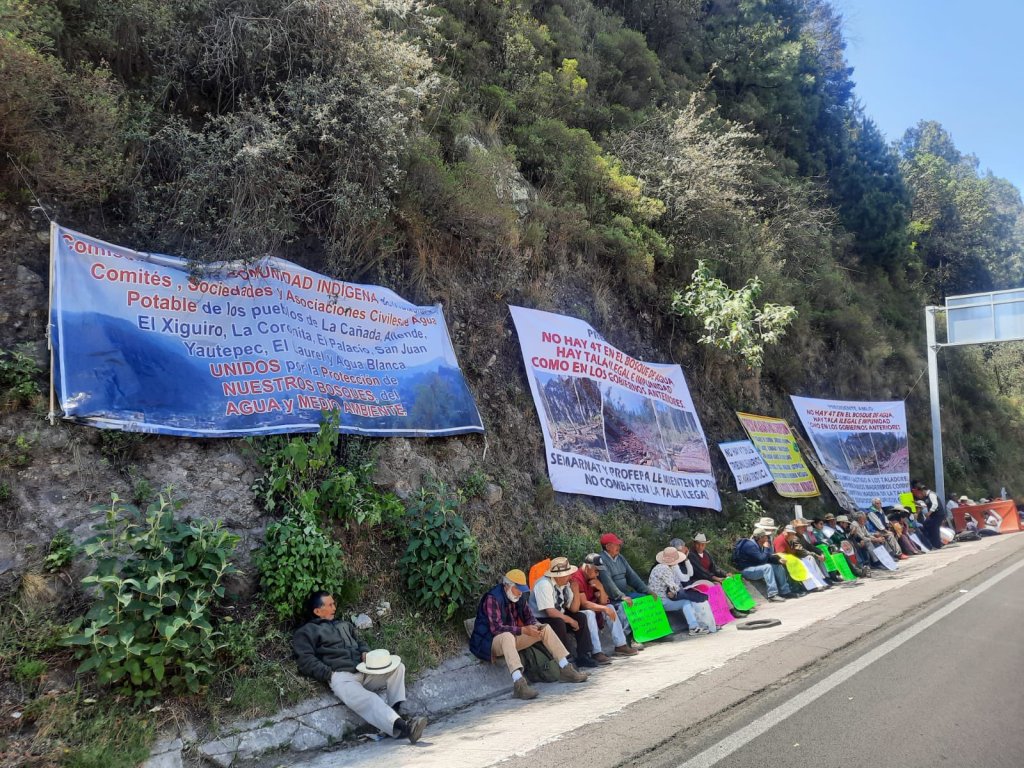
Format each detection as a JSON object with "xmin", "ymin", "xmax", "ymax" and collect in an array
[{"xmin": 520, "ymin": 643, "xmax": 560, "ymax": 683}]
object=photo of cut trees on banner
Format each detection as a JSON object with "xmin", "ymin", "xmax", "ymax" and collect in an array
[
  {"xmin": 736, "ymin": 412, "xmax": 819, "ymax": 498},
  {"xmin": 509, "ymin": 306, "xmax": 720, "ymax": 510},
  {"xmin": 49, "ymin": 225, "xmax": 483, "ymax": 437},
  {"xmin": 790, "ymin": 396, "xmax": 909, "ymax": 508}
]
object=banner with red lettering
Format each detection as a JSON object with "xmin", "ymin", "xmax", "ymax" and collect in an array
[
  {"xmin": 790, "ymin": 396, "xmax": 908, "ymax": 507},
  {"xmin": 50, "ymin": 224, "xmax": 483, "ymax": 437},
  {"xmin": 509, "ymin": 306, "xmax": 720, "ymax": 509}
]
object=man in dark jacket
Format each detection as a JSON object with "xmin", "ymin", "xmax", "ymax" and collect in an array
[
  {"xmin": 687, "ymin": 533, "xmax": 727, "ymax": 583},
  {"xmin": 470, "ymin": 569, "xmax": 587, "ymax": 701},
  {"xmin": 292, "ymin": 591, "xmax": 426, "ymax": 743},
  {"xmin": 732, "ymin": 526, "xmax": 795, "ymax": 602}
]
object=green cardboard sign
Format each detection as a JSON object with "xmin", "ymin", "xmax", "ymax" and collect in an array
[
  {"xmin": 816, "ymin": 545, "xmax": 839, "ymax": 573},
  {"xmin": 622, "ymin": 595, "xmax": 673, "ymax": 643},
  {"xmin": 722, "ymin": 574, "xmax": 756, "ymax": 612},
  {"xmin": 833, "ymin": 553, "xmax": 857, "ymax": 581}
]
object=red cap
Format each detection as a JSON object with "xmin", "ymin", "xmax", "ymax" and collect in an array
[{"xmin": 600, "ymin": 532, "xmax": 624, "ymax": 546}]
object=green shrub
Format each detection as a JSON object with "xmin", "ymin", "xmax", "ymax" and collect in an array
[
  {"xmin": 251, "ymin": 411, "xmax": 405, "ymax": 529},
  {"xmin": 399, "ymin": 483, "xmax": 480, "ymax": 619},
  {"xmin": 44, "ymin": 529, "xmax": 78, "ymax": 572},
  {"xmin": 0, "ymin": 345, "xmax": 41, "ymax": 407},
  {"xmin": 13, "ymin": 657, "xmax": 47, "ymax": 684},
  {"xmin": 255, "ymin": 510, "xmax": 346, "ymax": 621},
  {"xmin": 64, "ymin": 491, "xmax": 239, "ymax": 701}
]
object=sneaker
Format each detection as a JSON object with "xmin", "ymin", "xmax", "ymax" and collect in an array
[
  {"xmin": 614, "ymin": 644, "xmax": 639, "ymax": 657},
  {"xmin": 591, "ymin": 652, "xmax": 613, "ymax": 665},
  {"xmin": 688, "ymin": 627, "xmax": 710, "ymax": 636},
  {"xmin": 512, "ymin": 677, "xmax": 538, "ymax": 700},
  {"xmin": 631, "ymin": 641, "xmax": 645, "ymax": 651},
  {"xmin": 729, "ymin": 608, "xmax": 749, "ymax": 618},
  {"xmin": 559, "ymin": 664, "xmax": 588, "ymax": 683},
  {"xmin": 395, "ymin": 716, "xmax": 427, "ymax": 744},
  {"xmin": 768, "ymin": 595, "xmax": 786, "ymax": 603}
]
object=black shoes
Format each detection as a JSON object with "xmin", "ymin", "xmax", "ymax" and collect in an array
[{"xmin": 395, "ymin": 716, "xmax": 427, "ymax": 744}]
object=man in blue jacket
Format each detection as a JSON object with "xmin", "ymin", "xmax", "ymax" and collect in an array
[
  {"xmin": 732, "ymin": 526, "xmax": 795, "ymax": 602},
  {"xmin": 470, "ymin": 569, "xmax": 588, "ymax": 701}
]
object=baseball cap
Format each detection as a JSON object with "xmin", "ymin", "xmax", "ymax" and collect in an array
[
  {"xmin": 502, "ymin": 568, "xmax": 529, "ymax": 593},
  {"xmin": 582, "ymin": 553, "xmax": 606, "ymax": 570},
  {"xmin": 600, "ymin": 533, "xmax": 624, "ymax": 546}
]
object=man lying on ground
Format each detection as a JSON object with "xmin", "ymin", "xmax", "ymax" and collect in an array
[
  {"xmin": 469, "ymin": 569, "xmax": 588, "ymax": 701},
  {"xmin": 293, "ymin": 591, "xmax": 427, "ymax": 744}
]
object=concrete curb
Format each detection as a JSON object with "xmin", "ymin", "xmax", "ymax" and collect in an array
[{"xmin": 158, "ymin": 581, "xmax": 770, "ymax": 765}]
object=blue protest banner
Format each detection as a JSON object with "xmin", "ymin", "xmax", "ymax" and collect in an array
[{"xmin": 50, "ymin": 225, "xmax": 484, "ymax": 438}]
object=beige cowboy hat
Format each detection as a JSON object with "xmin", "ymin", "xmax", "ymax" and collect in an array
[
  {"xmin": 692, "ymin": 533, "xmax": 708, "ymax": 543},
  {"xmin": 792, "ymin": 518, "xmax": 811, "ymax": 527},
  {"xmin": 655, "ymin": 546, "xmax": 683, "ymax": 565},
  {"xmin": 835, "ymin": 515, "xmax": 850, "ymax": 523},
  {"xmin": 356, "ymin": 648, "xmax": 402, "ymax": 675},
  {"xmin": 755, "ymin": 517, "xmax": 778, "ymax": 531},
  {"xmin": 544, "ymin": 556, "xmax": 578, "ymax": 578}
]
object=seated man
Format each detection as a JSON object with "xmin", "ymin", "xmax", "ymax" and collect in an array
[
  {"xmin": 530, "ymin": 557, "xmax": 599, "ymax": 668},
  {"xmin": 979, "ymin": 508, "xmax": 1004, "ymax": 537},
  {"xmin": 570, "ymin": 553, "xmax": 635, "ymax": 658},
  {"xmin": 731, "ymin": 526, "xmax": 796, "ymax": 602},
  {"xmin": 293, "ymin": 591, "xmax": 427, "ymax": 743},
  {"xmin": 469, "ymin": 569, "xmax": 588, "ymax": 700},
  {"xmin": 649, "ymin": 546, "xmax": 714, "ymax": 635},
  {"xmin": 599, "ymin": 532, "xmax": 655, "ymax": 648},
  {"xmin": 830, "ymin": 515, "xmax": 870, "ymax": 576},
  {"xmin": 779, "ymin": 521, "xmax": 833, "ymax": 588},
  {"xmin": 865, "ymin": 498, "xmax": 905, "ymax": 560},
  {"xmin": 685, "ymin": 533, "xmax": 751, "ymax": 617},
  {"xmin": 850, "ymin": 511, "xmax": 890, "ymax": 567}
]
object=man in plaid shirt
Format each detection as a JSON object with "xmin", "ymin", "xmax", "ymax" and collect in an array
[{"xmin": 469, "ymin": 569, "xmax": 588, "ymax": 700}]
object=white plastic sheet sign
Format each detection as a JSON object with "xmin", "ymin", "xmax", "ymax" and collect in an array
[{"xmin": 719, "ymin": 440, "xmax": 774, "ymax": 491}]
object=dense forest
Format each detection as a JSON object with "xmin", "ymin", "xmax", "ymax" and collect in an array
[
  {"xmin": 2, "ymin": 1, "xmax": 1024, "ymax": 762},
  {"xmin": 4, "ymin": 0, "xmax": 1021, "ymax": 494}
]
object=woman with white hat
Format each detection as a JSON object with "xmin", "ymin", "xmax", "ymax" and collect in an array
[{"xmin": 648, "ymin": 547, "xmax": 714, "ymax": 636}]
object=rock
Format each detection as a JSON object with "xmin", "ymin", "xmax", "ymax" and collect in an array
[
  {"xmin": 35, "ymin": 230, "xmax": 50, "ymax": 244},
  {"xmin": 351, "ymin": 613, "xmax": 373, "ymax": 631},
  {"xmin": 484, "ymin": 483, "xmax": 503, "ymax": 506},
  {"xmin": 375, "ymin": 600, "xmax": 391, "ymax": 618}
]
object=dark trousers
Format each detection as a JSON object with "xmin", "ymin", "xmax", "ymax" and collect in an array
[
  {"xmin": 922, "ymin": 511, "xmax": 945, "ymax": 549},
  {"xmin": 537, "ymin": 612, "xmax": 593, "ymax": 661}
]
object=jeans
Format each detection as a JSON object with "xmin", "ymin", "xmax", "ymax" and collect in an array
[
  {"xmin": 583, "ymin": 607, "xmax": 627, "ymax": 652},
  {"xmin": 659, "ymin": 595, "xmax": 698, "ymax": 627},
  {"xmin": 922, "ymin": 511, "xmax": 945, "ymax": 549},
  {"xmin": 741, "ymin": 563, "xmax": 792, "ymax": 597}
]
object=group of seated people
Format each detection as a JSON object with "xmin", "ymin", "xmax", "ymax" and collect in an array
[{"xmin": 469, "ymin": 497, "xmax": 963, "ymax": 701}]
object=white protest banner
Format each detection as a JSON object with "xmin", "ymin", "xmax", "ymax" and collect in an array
[
  {"xmin": 871, "ymin": 545, "xmax": 899, "ymax": 571},
  {"xmin": 509, "ymin": 306, "xmax": 720, "ymax": 510},
  {"xmin": 718, "ymin": 440, "xmax": 774, "ymax": 491},
  {"xmin": 790, "ymin": 396, "xmax": 909, "ymax": 508}
]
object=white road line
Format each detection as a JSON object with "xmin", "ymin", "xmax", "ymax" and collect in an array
[{"xmin": 676, "ymin": 556, "xmax": 1024, "ymax": 768}]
